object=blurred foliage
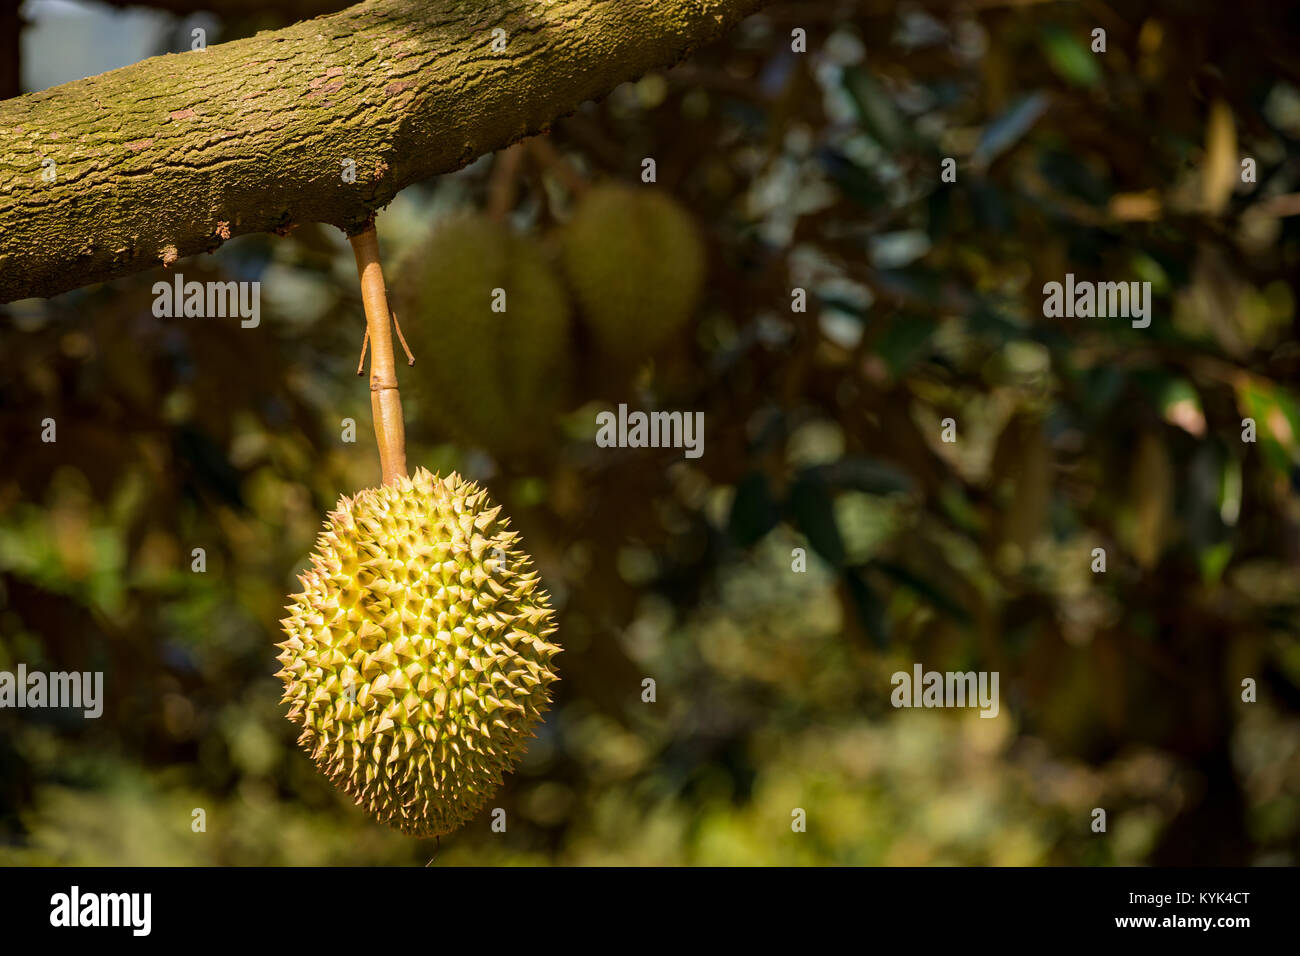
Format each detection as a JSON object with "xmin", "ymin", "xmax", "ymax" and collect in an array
[{"xmin": 2, "ymin": 0, "xmax": 1300, "ymax": 865}]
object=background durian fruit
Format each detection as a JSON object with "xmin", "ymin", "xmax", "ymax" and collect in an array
[
  {"xmin": 559, "ymin": 183, "xmax": 707, "ymax": 361},
  {"xmin": 392, "ymin": 214, "xmax": 572, "ymax": 455},
  {"xmin": 276, "ymin": 468, "xmax": 561, "ymax": 837}
]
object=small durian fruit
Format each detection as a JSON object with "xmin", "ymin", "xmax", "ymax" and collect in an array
[
  {"xmin": 277, "ymin": 468, "xmax": 561, "ymax": 837},
  {"xmin": 393, "ymin": 214, "xmax": 572, "ymax": 454},
  {"xmin": 559, "ymin": 183, "xmax": 706, "ymax": 360}
]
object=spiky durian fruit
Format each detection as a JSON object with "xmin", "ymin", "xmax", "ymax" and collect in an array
[
  {"xmin": 393, "ymin": 215, "xmax": 572, "ymax": 454},
  {"xmin": 276, "ymin": 468, "xmax": 560, "ymax": 837},
  {"xmin": 559, "ymin": 183, "xmax": 706, "ymax": 360}
]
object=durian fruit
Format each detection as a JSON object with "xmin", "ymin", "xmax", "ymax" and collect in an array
[
  {"xmin": 392, "ymin": 214, "xmax": 572, "ymax": 455},
  {"xmin": 559, "ymin": 183, "xmax": 706, "ymax": 360},
  {"xmin": 276, "ymin": 467, "xmax": 560, "ymax": 837}
]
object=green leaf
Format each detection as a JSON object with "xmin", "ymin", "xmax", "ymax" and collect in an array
[
  {"xmin": 1236, "ymin": 379, "xmax": 1300, "ymax": 473},
  {"xmin": 972, "ymin": 92, "xmax": 1049, "ymax": 169},
  {"xmin": 811, "ymin": 457, "xmax": 914, "ymax": 495},
  {"xmin": 843, "ymin": 67, "xmax": 908, "ymax": 149},
  {"xmin": 787, "ymin": 474, "xmax": 846, "ymax": 567},
  {"xmin": 1041, "ymin": 26, "xmax": 1102, "ymax": 89},
  {"xmin": 818, "ymin": 147, "xmax": 888, "ymax": 207},
  {"xmin": 875, "ymin": 311, "xmax": 938, "ymax": 374},
  {"xmin": 728, "ymin": 472, "xmax": 781, "ymax": 547},
  {"xmin": 844, "ymin": 566, "xmax": 889, "ymax": 648},
  {"xmin": 1198, "ymin": 540, "xmax": 1233, "ymax": 585},
  {"xmin": 870, "ymin": 559, "xmax": 972, "ymax": 625}
]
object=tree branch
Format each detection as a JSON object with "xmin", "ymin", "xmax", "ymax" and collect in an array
[{"xmin": 0, "ymin": 0, "xmax": 772, "ymax": 302}]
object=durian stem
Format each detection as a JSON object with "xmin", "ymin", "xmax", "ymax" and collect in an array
[
  {"xmin": 350, "ymin": 225, "xmax": 408, "ymax": 486},
  {"xmin": 528, "ymin": 136, "xmax": 589, "ymax": 197},
  {"xmin": 487, "ymin": 142, "xmax": 527, "ymax": 223}
]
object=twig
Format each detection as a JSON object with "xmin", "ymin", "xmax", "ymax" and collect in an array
[
  {"xmin": 391, "ymin": 309, "xmax": 415, "ymax": 366},
  {"xmin": 356, "ymin": 327, "xmax": 369, "ymax": 375}
]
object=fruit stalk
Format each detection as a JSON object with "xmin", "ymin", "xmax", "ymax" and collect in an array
[{"xmin": 350, "ymin": 225, "xmax": 408, "ymax": 485}]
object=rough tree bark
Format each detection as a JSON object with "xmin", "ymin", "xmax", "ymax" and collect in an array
[{"xmin": 0, "ymin": 0, "xmax": 772, "ymax": 302}]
